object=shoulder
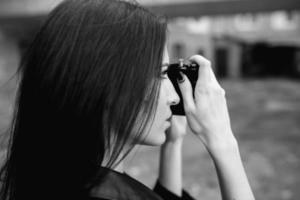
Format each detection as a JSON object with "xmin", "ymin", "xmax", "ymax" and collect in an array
[
  {"xmin": 88, "ymin": 198, "xmax": 109, "ymax": 200},
  {"xmin": 89, "ymin": 167, "xmax": 163, "ymax": 200},
  {"xmin": 88, "ymin": 198, "xmax": 110, "ymax": 200}
]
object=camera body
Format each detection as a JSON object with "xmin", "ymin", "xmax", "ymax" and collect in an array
[{"xmin": 167, "ymin": 59, "xmax": 199, "ymax": 115}]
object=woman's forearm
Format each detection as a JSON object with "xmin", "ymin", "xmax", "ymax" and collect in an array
[
  {"xmin": 158, "ymin": 139, "xmax": 183, "ymax": 196},
  {"xmin": 208, "ymin": 139, "xmax": 255, "ymax": 200}
]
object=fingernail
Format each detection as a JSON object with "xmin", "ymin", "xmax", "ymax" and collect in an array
[{"xmin": 177, "ymin": 71, "xmax": 185, "ymax": 83}]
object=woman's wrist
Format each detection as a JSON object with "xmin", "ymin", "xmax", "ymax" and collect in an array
[
  {"xmin": 162, "ymin": 137, "xmax": 184, "ymax": 147},
  {"xmin": 208, "ymin": 139, "xmax": 255, "ymax": 200},
  {"xmin": 205, "ymin": 134, "xmax": 239, "ymax": 160},
  {"xmin": 160, "ymin": 137, "xmax": 183, "ymax": 159},
  {"xmin": 159, "ymin": 135, "xmax": 183, "ymax": 197}
]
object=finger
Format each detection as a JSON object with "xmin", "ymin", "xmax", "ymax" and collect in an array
[
  {"xmin": 189, "ymin": 55, "xmax": 222, "ymax": 88},
  {"xmin": 207, "ymin": 64, "xmax": 222, "ymax": 87},
  {"xmin": 172, "ymin": 115, "xmax": 187, "ymax": 126},
  {"xmin": 177, "ymin": 72, "xmax": 195, "ymax": 113},
  {"xmin": 171, "ymin": 116, "xmax": 187, "ymax": 135},
  {"xmin": 188, "ymin": 55, "xmax": 212, "ymax": 84}
]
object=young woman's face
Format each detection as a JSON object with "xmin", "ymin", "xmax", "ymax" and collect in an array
[{"xmin": 138, "ymin": 45, "xmax": 180, "ymax": 146}]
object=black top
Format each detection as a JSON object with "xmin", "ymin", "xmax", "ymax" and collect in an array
[{"xmin": 89, "ymin": 167, "xmax": 196, "ymax": 200}]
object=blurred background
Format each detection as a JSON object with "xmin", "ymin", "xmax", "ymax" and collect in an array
[{"xmin": 0, "ymin": 0, "xmax": 300, "ymax": 199}]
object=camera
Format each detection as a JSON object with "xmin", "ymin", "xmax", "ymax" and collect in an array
[{"xmin": 167, "ymin": 58, "xmax": 199, "ymax": 115}]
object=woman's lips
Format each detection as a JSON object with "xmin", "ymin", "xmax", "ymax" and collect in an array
[
  {"xmin": 164, "ymin": 121, "xmax": 171, "ymax": 129},
  {"xmin": 166, "ymin": 115, "xmax": 172, "ymax": 122},
  {"xmin": 164, "ymin": 116, "xmax": 172, "ymax": 128}
]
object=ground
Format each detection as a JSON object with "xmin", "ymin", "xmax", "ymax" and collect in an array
[{"xmin": 0, "ymin": 78, "xmax": 299, "ymax": 200}]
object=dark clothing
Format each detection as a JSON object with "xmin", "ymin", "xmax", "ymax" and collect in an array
[
  {"xmin": 153, "ymin": 180, "xmax": 195, "ymax": 200},
  {"xmin": 89, "ymin": 167, "xmax": 195, "ymax": 200}
]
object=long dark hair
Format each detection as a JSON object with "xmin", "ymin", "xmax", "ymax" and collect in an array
[{"xmin": 0, "ymin": 0, "xmax": 167, "ymax": 199}]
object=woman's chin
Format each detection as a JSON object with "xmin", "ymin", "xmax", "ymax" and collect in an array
[{"xmin": 139, "ymin": 131, "xmax": 166, "ymax": 146}]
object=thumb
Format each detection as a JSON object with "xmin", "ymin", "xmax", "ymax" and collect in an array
[{"xmin": 177, "ymin": 72, "xmax": 195, "ymax": 113}]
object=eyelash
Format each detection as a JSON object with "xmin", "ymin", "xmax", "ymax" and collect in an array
[{"xmin": 160, "ymin": 69, "xmax": 168, "ymax": 79}]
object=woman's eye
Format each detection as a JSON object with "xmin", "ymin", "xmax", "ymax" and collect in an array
[{"xmin": 160, "ymin": 70, "xmax": 168, "ymax": 79}]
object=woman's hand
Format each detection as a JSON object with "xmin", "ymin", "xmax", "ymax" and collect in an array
[
  {"xmin": 164, "ymin": 116, "xmax": 187, "ymax": 144},
  {"xmin": 176, "ymin": 57, "xmax": 255, "ymax": 200},
  {"xmin": 177, "ymin": 55, "xmax": 236, "ymax": 151}
]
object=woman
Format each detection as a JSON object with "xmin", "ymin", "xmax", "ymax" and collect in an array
[{"xmin": 0, "ymin": 0, "xmax": 255, "ymax": 199}]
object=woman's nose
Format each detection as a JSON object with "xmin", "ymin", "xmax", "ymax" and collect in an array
[{"xmin": 167, "ymin": 80, "xmax": 180, "ymax": 106}]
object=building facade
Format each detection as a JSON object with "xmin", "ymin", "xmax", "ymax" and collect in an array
[{"xmin": 167, "ymin": 11, "xmax": 300, "ymax": 78}]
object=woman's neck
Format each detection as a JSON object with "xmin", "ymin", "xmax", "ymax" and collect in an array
[
  {"xmin": 113, "ymin": 161, "xmax": 124, "ymax": 173},
  {"xmin": 102, "ymin": 150, "xmax": 125, "ymax": 173}
]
